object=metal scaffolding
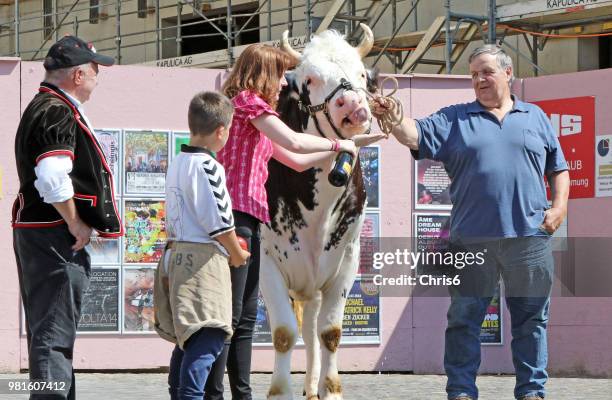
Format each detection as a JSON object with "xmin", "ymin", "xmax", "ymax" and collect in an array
[{"xmin": 1, "ymin": 0, "xmax": 611, "ymax": 72}]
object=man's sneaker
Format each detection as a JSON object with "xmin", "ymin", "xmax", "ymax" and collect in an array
[
  {"xmin": 519, "ymin": 396, "xmax": 544, "ymax": 400},
  {"xmin": 451, "ymin": 397, "xmax": 474, "ymax": 400}
]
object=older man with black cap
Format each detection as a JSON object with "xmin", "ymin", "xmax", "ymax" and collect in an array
[{"xmin": 12, "ymin": 35, "xmax": 122, "ymax": 399}]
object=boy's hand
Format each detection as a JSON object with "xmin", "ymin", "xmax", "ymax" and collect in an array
[{"xmin": 230, "ymin": 248, "xmax": 250, "ymax": 267}]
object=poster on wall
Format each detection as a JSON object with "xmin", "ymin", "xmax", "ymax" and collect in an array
[
  {"xmin": 533, "ymin": 96, "xmax": 595, "ymax": 199},
  {"xmin": 124, "ymin": 199, "xmax": 167, "ymax": 263},
  {"xmin": 78, "ymin": 268, "xmax": 120, "ymax": 333},
  {"xmin": 359, "ymin": 146, "xmax": 380, "ymax": 209},
  {"xmin": 253, "ymin": 291, "xmax": 272, "ymax": 344},
  {"xmin": 87, "ymin": 201, "xmax": 121, "ymax": 264},
  {"xmin": 414, "ymin": 159, "xmax": 452, "ymax": 210},
  {"xmin": 341, "ymin": 279, "xmax": 380, "ymax": 344},
  {"xmin": 254, "ymin": 278, "xmax": 381, "ymax": 345},
  {"xmin": 123, "ymin": 267, "xmax": 156, "ymax": 333},
  {"xmin": 172, "ymin": 131, "xmax": 190, "ymax": 157},
  {"xmin": 359, "ymin": 212, "xmax": 380, "ymax": 275},
  {"xmin": 124, "ymin": 130, "xmax": 169, "ymax": 195},
  {"xmin": 413, "ymin": 213, "xmax": 451, "ymax": 275},
  {"xmin": 480, "ymin": 284, "xmax": 503, "ymax": 345},
  {"xmin": 88, "ymin": 237, "xmax": 121, "ymax": 265},
  {"xmin": 94, "ymin": 128, "xmax": 121, "ymax": 194},
  {"xmin": 596, "ymin": 135, "xmax": 612, "ymax": 197}
]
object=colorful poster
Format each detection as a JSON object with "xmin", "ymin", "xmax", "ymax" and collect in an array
[
  {"xmin": 359, "ymin": 146, "xmax": 380, "ymax": 209},
  {"xmin": 533, "ymin": 97, "xmax": 595, "ymax": 199},
  {"xmin": 359, "ymin": 212, "xmax": 380, "ymax": 275},
  {"xmin": 253, "ymin": 291, "xmax": 272, "ymax": 344},
  {"xmin": 413, "ymin": 213, "xmax": 451, "ymax": 275},
  {"xmin": 254, "ymin": 279, "xmax": 381, "ymax": 345},
  {"xmin": 172, "ymin": 131, "xmax": 190, "ymax": 157},
  {"xmin": 124, "ymin": 130, "xmax": 169, "ymax": 195},
  {"xmin": 123, "ymin": 267, "xmax": 155, "ymax": 333},
  {"xmin": 413, "ymin": 213, "xmax": 451, "ymax": 253},
  {"xmin": 341, "ymin": 279, "xmax": 380, "ymax": 343},
  {"xmin": 78, "ymin": 268, "xmax": 120, "ymax": 333},
  {"xmin": 124, "ymin": 199, "xmax": 167, "ymax": 263},
  {"xmin": 414, "ymin": 159, "xmax": 452, "ymax": 210},
  {"xmin": 94, "ymin": 129, "xmax": 121, "ymax": 194},
  {"xmin": 480, "ymin": 284, "xmax": 503, "ymax": 345},
  {"xmin": 595, "ymin": 135, "xmax": 612, "ymax": 197}
]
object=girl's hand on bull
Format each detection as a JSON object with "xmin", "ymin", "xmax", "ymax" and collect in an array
[{"xmin": 351, "ymin": 132, "xmax": 389, "ymax": 147}]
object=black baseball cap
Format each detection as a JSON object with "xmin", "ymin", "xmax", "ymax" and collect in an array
[{"xmin": 43, "ymin": 35, "xmax": 115, "ymax": 71}]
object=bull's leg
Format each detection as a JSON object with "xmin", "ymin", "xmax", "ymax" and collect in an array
[
  {"xmin": 302, "ymin": 292, "xmax": 322, "ymax": 400},
  {"xmin": 316, "ymin": 246, "xmax": 360, "ymax": 400},
  {"xmin": 260, "ymin": 259, "xmax": 298, "ymax": 400},
  {"xmin": 316, "ymin": 277, "xmax": 353, "ymax": 400}
]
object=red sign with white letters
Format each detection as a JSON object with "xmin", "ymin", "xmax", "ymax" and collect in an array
[{"xmin": 533, "ymin": 96, "xmax": 595, "ymax": 199}]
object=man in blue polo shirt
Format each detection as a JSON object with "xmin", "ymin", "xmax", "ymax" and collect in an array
[{"xmin": 376, "ymin": 45, "xmax": 569, "ymax": 400}]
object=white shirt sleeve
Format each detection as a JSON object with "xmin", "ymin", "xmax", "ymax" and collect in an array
[
  {"xmin": 34, "ymin": 155, "xmax": 74, "ymax": 204},
  {"xmin": 195, "ymin": 158, "xmax": 235, "ymax": 237}
]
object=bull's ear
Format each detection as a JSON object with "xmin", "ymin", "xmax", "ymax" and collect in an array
[{"xmin": 366, "ymin": 68, "xmax": 380, "ymax": 94}]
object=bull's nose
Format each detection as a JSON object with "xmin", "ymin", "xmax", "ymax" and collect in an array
[
  {"xmin": 350, "ymin": 107, "xmax": 369, "ymax": 124},
  {"xmin": 335, "ymin": 91, "xmax": 363, "ymax": 108}
]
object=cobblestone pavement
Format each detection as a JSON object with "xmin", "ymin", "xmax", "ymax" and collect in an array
[{"xmin": 1, "ymin": 373, "xmax": 611, "ymax": 399}]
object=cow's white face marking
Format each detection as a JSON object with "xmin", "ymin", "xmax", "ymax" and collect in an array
[{"xmin": 295, "ymin": 30, "xmax": 372, "ymax": 138}]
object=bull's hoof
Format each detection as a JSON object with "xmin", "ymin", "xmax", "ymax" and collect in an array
[
  {"xmin": 320, "ymin": 394, "xmax": 342, "ymax": 400},
  {"xmin": 268, "ymin": 394, "xmax": 294, "ymax": 400},
  {"xmin": 268, "ymin": 384, "xmax": 293, "ymax": 400}
]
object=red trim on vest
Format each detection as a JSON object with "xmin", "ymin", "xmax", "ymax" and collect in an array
[
  {"xmin": 35, "ymin": 150, "xmax": 75, "ymax": 164},
  {"xmin": 12, "ymin": 220, "xmax": 66, "ymax": 229},
  {"xmin": 74, "ymin": 193, "xmax": 98, "ymax": 207},
  {"xmin": 39, "ymin": 86, "xmax": 124, "ymax": 236}
]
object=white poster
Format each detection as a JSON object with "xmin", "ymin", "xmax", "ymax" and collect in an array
[{"xmin": 595, "ymin": 135, "xmax": 612, "ymax": 197}]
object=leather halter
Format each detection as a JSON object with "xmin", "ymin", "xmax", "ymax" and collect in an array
[{"xmin": 297, "ymin": 78, "xmax": 357, "ymax": 140}]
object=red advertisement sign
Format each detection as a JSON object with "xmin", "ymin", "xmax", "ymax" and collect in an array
[{"xmin": 533, "ymin": 96, "xmax": 595, "ymax": 199}]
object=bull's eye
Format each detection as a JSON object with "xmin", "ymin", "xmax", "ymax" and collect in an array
[{"xmin": 306, "ymin": 78, "xmax": 312, "ymax": 86}]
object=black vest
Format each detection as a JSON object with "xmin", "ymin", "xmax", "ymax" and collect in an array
[{"xmin": 12, "ymin": 83, "xmax": 123, "ymax": 238}]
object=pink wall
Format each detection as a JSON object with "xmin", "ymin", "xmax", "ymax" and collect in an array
[
  {"xmin": 1, "ymin": 60, "xmax": 610, "ymax": 376},
  {"xmin": 0, "ymin": 58, "xmax": 23, "ymax": 372}
]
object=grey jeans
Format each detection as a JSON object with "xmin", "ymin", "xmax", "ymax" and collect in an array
[{"xmin": 13, "ymin": 225, "xmax": 91, "ymax": 399}]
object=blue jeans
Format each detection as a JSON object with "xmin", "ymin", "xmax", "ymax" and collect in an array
[
  {"xmin": 169, "ymin": 328, "xmax": 226, "ymax": 400},
  {"xmin": 445, "ymin": 237, "xmax": 554, "ymax": 400},
  {"xmin": 13, "ymin": 225, "xmax": 91, "ymax": 400}
]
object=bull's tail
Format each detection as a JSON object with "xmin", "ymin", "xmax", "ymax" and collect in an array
[{"xmin": 292, "ymin": 299, "xmax": 304, "ymax": 336}]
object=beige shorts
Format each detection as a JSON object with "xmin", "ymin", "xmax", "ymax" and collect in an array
[{"xmin": 154, "ymin": 241, "xmax": 233, "ymax": 349}]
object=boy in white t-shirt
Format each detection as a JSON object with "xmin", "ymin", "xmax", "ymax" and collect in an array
[{"xmin": 154, "ymin": 91, "xmax": 249, "ymax": 400}]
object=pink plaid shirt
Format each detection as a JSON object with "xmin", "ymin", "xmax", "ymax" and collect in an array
[{"xmin": 217, "ymin": 90, "xmax": 278, "ymax": 223}]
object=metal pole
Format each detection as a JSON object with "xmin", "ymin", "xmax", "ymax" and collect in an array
[
  {"xmin": 445, "ymin": 0, "xmax": 452, "ymax": 73},
  {"xmin": 226, "ymin": 0, "xmax": 233, "ymax": 68},
  {"xmin": 532, "ymin": 35, "xmax": 538, "ymax": 77},
  {"xmin": 73, "ymin": 15, "xmax": 78, "ymax": 36},
  {"xmin": 392, "ymin": 0, "xmax": 397, "ymax": 73},
  {"xmin": 288, "ymin": 0, "xmax": 293, "ymax": 37},
  {"xmin": 14, "ymin": 0, "xmax": 20, "ymax": 57},
  {"xmin": 488, "ymin": 0, "xmax": 496, "ymax": 44},
  {"xmin": 177, "ymin": 2, "xmax": 183, "ymax": 57},
  {"xmin": 156, "ymin": 0, "xmax": 160, "ymax": 60},
  {"xmin": 305, "ymin": 0, "xmax": 311, "ymax": 39},
  {"xmin": 267, "ymin": 0, "xmax": 271, "ymax": 41},
  {"xmin": 115, "ymin": 0, "xmax": 121, "ymax": 64},
  {"xmin": 53, "ymin": 0, "xmax": 58, "ymax": 41},
  {"xmin": 412, "ymin": 0, "xmax": 418, "ymax": 31}
]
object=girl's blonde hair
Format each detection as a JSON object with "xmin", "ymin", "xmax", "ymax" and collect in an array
[{"xmin": 222, "ymin": 44, "xmax": 296, "ymax": 108}]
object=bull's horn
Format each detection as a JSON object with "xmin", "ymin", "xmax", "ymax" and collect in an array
[
  {"xmin": 356, "ymin": 23, "xmax": 374, "ymax": 58},
  {"xmin": 281, "ymin": 30, "xmax": 302, "ymax": 64}
]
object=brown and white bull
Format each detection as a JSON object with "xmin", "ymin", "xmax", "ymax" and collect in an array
[{"xmin": 260, "ymin": 24, "xmax": 376, "ymax": 400}]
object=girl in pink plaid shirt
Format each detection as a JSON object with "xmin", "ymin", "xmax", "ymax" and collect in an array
[{"xmin": 206, "ymin": 44, "xmax": 382, "ymax": 399}]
